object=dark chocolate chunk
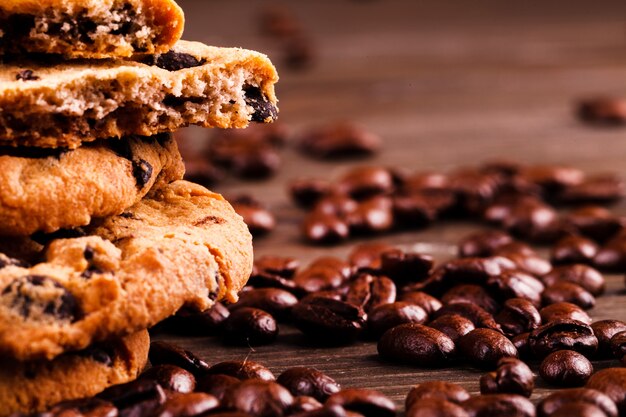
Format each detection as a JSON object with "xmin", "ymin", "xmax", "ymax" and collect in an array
[
  {"xmin": 132, "ymin": 158, "xmax": 153, "ymax": 189},
  {"xmin": 15, "ymin": 69, "xmax": 39, "ymax": 81},
  {"xmin": 152, "ymin": 51, "xmax": 207, "ymax": 71},
  {"xmin": 245, "ymin": 86, "xmax": 278, "ymax": 122}
]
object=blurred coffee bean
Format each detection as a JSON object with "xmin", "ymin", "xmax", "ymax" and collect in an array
[
  {"xmin": 427, "ymin": 314, "xmax": 475, "ymax": 342},
  {"xmin": 337, "ymin": 167, "xmax": 396, "ymax": 200},
  {"xmin": 140, "ymin": 364, "xmax": 196, "ymax": 393},
  {"xmin": 522, "ymin": 165, "xmax": 584, "ymax": 193},
  {"xmin": 441, "ymin": 284, "xmax": 499, "ymax": 314},
  {"xmin": 564, "ymin": 205, "xmax": 624, "ymax": 243},
  {"xmin": 377, "ymin": 323, "xmax": 455, "ymax": 367},
  {"xmin": 46, "ymin": 398, "xmax": 117, "ymax": 417},
  {"xmin": 368, "ymin": 302, "xmax": 428, "ymax": 337},
  {"xmin": 155, "ymin": 392, "xmax": 218, "ymax": 417},
  {"xmin": 537, "ymin": 388, "xmax": 619, "ymax": 417},
  {"xmin": 436, "ymin": 256, "xmax": 517, "ymax": 287},
  {"xmin": 594, "ymin": 233, "xmax": 626, "ymax": 272},
  {"xmin": 392, "ymin": 190, "xmax": 455, "ymax": 227},
  {"xmin": 183, "ymin": 158, "xmax": 224, "ymax": 187},
  {"xmin": 298, "ymin": 122, "xmax": 381, "ymax": 159},
  {"xmin": 163, "ymin": 303, "xmax": 230, "ymax": 336},
  {"xmin": 259, "ymin": 5, "xmax": 301, "ymax": 38},
  {"xmin": 326, "ymin": 388, "xmax": 396, "ymax": 417},
  {"xmin": 448, "ymin": 169, "xmax": 503, "ymax": 215},
  {"xmin": 277, "ymin": 367, "xmax": 340, "ymax": 401},
  {"xmin": 610, "ymin": 331, "xmax": 626, "ymax": 363},
  {"xmin": 458, "ymin": 328, "xmax": 518, "ymax": 369},
  {"xmin": 346, "ymin": 196, "xmax": 394, "ymax": 234},
  {"xmin": 493, "ymin": 243, "xmax": 553, "ymax": 276},
  {"xmin": 314, "ymin": 194, "xmax": 359, "ymax": 217},
  {"xmin": 479, "ymin": 357, "xmax": 534, "ymax": 397},
  {"xmin": 231, "ymin": 288, "xmax": 298, "ymax": 320},
  {"xmin": 345, "ymin": 273, "xmax": 396, "ymax": 312},
  {"xmin": 195, "ymin": 374, "xmax": 240, "ymax": 401},
  {"xmin": 495, "ymin": 298, "xmax": 541, "ymax": 337},
  {"xmin": 254, "ymin": 256, "xmax": 300, "ymax": 278},
  {"xmin": 549, "ymin": 403, "xmax": 609, "ymax": 417},
  {"xmin": 432, "ymin": 302, "xmax": 500, "ymax": 332},
  {"xmin": 222, "ymin": 379, "xmax": 294, "ymax": 417},
  {"xmin": 288, "ymin": 404, "xmax": 361, "ymax": 417},
  {"xmin": 208, "ymin": 132, "xmax": 280, "ymax": 179},
  {"xmin": 149, "ymin": 341, "xmax": 210, "ymax": 376},
  {"xmin": 290, "ymin": 178, "xmax": 333, "ymax": 208},
  {"xmin": 98, "ymin": 379, "xmax": 166, "ymax": 414},
  {"xmin": 379, "ymin": 249, "xmax": 433, "ymax": 286},
  {"xmin": 551, "ymin": 235, "xmax": 599, "ymax": 265},
  {"xmin": 486, "ymin": 269, "xmax": 545, "ymax": 307},
  {"xmin": 592, "ymin": 320, "xmax": 626, "ymax": 358},
  {"xmin": 284, "ymin": 35, "xmax": 316, "ymax": 70},
  {"xmin": 207, "ymin": 360, "xmax": 275, "ymax": 381},
  {"xmin": 405, "ymin": 398, "xmax": 468, "ymax": 417},
  {"xmin": 405, "ymin": 381, "xmax": 470, "ymax": 409},
  {"xmin": 586, "ymin": 368, "xmax": 626, "ymax": 416},
  {"xmin": 540, "ymin": 350, "xmax": 593, "ymax": 387},
  {"xmin": 293, "ymin": 257, "xmax": 350, "ymax": 293},
  {"xmin": 540, "ymin": 302, "xmax": 591, "ymax": 324},
  {"xmin": 462, "ymin": 394, "xmax": 535, "ymax": 417},
  {"xmin": 529, "ymin": 319, "xmax": 598, "ymax": 358},
  {"xmin": 348, "ymin": 242, "xmax": 395, "ymax": 270},
  {"xmin": 292, "ymin": 296, "xmax": 366, "ymax": 344},
  {"xmin": 231, "ymin": 195, "xmax": 275, "ymax": 236},
  {"xmin": 403, "ymin": 172, "xmax": 449, "ymax": 193},
  {"xmin": 457, "ymin": 230, "xmax": 513, "ymax": 258},
  {"xmin": 577, "ymin": 97, "xmax": 626, "ymax": 125},
  {"xmin": 558, "ymin": 174, "xmax": 625, "ymax": 205},
  {"xmin": 541, "ymin": 264, "xmax": 605, "ymax": 296},
  {"xmin": 400, "ymin": 291, "xmax": 442, "ymax": 316},
  {"xmin": 290, "ymin": 396, "xmax": 323, "ymax": 414},
  {"xmin": 541, "ymin": 282, "xmax": 595, "ymax": 310},
  {"xmin": 303, "ymin": 212, "xmax": 350, "ymax": 244},
  {"xmin": 512, "ymin": 333, "xmax": 532, "ymax": 359},
  {"xmin": 223, "ymin": 307, "xmax": 278, "ymax": 346}
]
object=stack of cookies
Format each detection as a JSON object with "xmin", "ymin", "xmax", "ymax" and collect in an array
[{"xmin": 0, "ymin": 0, "xmax": 278, "ymax": 414}]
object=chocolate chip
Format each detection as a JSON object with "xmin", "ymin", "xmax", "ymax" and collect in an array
[
  {"xmin": 15, "ymin": 69, "xmax": 39, "ymax": 81},
  {"xmin": 152, "ymin": 51, "xmax": 207, "ymax": 71},
  {"xmin": 80, "ymin": 346, "xmax": 114, "ymax": 366},
  {"xmin": 245, "ymin": 86, "xmax": 278, "ymax": 122},
  {"xmin": 132, "ymin": 158, "xmax": 153, "ymax": 189}
]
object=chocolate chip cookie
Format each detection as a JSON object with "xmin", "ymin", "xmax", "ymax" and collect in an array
[
  {"xmin": 0, "ymin": 40, "xmax": 279, "ymax": 148},
  {"xmin": 0, "ymin": 0, "xmax": 184, "ymax": 58},
  {"xmin": 0, "ymin": 180, "xmax": 253, "ymax": 361},
  {"xmin": 0, "ymin": 330, "xmax": 149, "ymax": 416},
  {"xmin": 0, "ymin": 133, "xmax": 184, "ymax": 236}
]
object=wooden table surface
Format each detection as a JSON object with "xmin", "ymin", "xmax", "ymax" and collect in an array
[{"xmin": 159, "ymin": 0, "xmax": 626, "ymax": 411}]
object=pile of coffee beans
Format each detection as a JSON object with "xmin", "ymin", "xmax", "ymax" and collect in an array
[{"xmin": 289, "ymin": 163, "xmax": 626, "ymax": 254}]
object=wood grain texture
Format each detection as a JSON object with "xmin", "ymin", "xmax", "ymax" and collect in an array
[{"xmin": 159, "ymin": 0, "xmax": 626, "ymax": 412}]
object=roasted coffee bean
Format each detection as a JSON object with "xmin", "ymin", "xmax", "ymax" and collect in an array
[
  {"xmin": 549, "ymin": 403, "xmax": 608, "ymax": 417},
  {"xmin": 162, "ymin": 303, "xmax": 230, "ymax": 336},
  {"xmin": 303, "ymin": 212, "xmax": 350, "ymax": 244},
  {"xmin": 493, "ymin": 243, "xmax": 553, "ymax": 277},
  {"xmin": 289, "ymin": 178, "xmax": 333, "ymax": 208},
  {"xmin": 610, "ymin": 331, "xmax": 626, "ymax": 362},
  {"xmin": 314, "ymin": 194, "xmax": 359, "ymax": 217},
  {"xmin": 403, "ymin": 172, "xmax": 449, "ymax": 192},
  {"xmin": 441, "ymin": 285, "xmax": 499, "ymax": 314},
  {"xmin": 153, "ymin": 51, "xmax": 206, "ymax": 71},
  {"xmin": 594, "ymin": 233, "xmax": 626, "ymax": 272},
  {"xmin": 485, "ymin": 270, "xmax": 544, "ymax": 307},
  {"xmin": 284, "ymin": 35, "xmax": 316, "ymax": 70},
  {"xmin": 290, "ymin": 396, "xmax": 323, "ymax": 414},
  {"xmin": 155, "ymin": 392, "xmax": 219, "ymax": 417},
  {"xmin": 539, "ymin": 350, "xmax": 593, "ymax": 387},
  {"xmin": 98, "ymin": 378, "xmax": 166, "ymax": 412},
  {"xmin": 337, "ymin": 167, "xmax": 395, "ymax": 200},
  {"xmin": 448, "ymin": 169, "xmax": 502, "ymax": 215},
  {"xmin": 47, "ymin": 398, "xmax": 117, "ymax": 417},
  {"xmin": 495, "ymin": 298, "xmax": 541, "ymax": 337},
  {"xmin": 326, "ymin": 388, "xmax": 396, "ymax": 417},
  {"xmin": 208, "ymin": 129, "xmax": 280, "ymax": 178},
  {"xmin": 259, "ymin": 5, "xmax": 301, "ymax": 38},
  {"xmin": 223, "ymin": 307, "xmax": 278, "ymax": 346},
  {"xmin": 400, "ymin": 291, "xmax": 442, "ymax": 316},
  {"xmin": 231, "ymin": 196, "xmax": 276, "ymax": 236},
  {"xmin": 247, "ymin": 271, "xmax": 300, "ymax": 295},
  {"xmin": 427, "ymin": 314, "xmax": 475, "ymax": 342},
  {"xmin": 292, "ymin": 296, "xmax": 366, "ymax": 344},
  {"xmin": 379, "ymin": 249, "xmax": 434, "ymax": 285},
  {"xmin": 207, "ymin": 360, "xmax": 275, "ymax": 381},
  {"xmin": 293, "ymin": 258, "xmax": 350, "ymax": 293},
  {"xmin": 277, "ymin": 367, "xmax": 340, "ymax": 401},
  {"xmin": 222, "ymin": 379, "xmax": 294, "ymax": 417},
  {"xmin": 244, "ymin": 86, "xmax": 278, "ymax": 123},
  {"xmin": 541, "ymin": 282, "xmax": 595, "ymax": 310},
  {"xmin": 458, "ymin": 231, "xmax": 514, "ymax": 258},
  {"xmin": 551, "ymin": 235, "xmax": 599, "ymax": 265},
  {"xmin": 348, "ymin": 242, "xmax": 395, "ymax": 271},
  {"xmin": 377, "ymin": 323, "xmax": 455, "ymax": 367},
  {"xmin": 406, "ymin": 398, "xmax": 468, "ymax": 417},
  {"xmin": 565, "ymin": 205, "xmax": 624, "ymax": 243},
  {"xmin": 591, "ymin": 320, "xmax": 626, "ymax": 358},
  {"xmin": 346, "ymin": 196, "xmax": 394, "ymax": 234},
  {"xmin": 437, "ymin": 256, "xmax": 517, "ymax": 287},
  {"xmin": 512, "ymin": 333, "xmax": 532, "ymax": 359},
  {"xmin": 537, "ymin": 388, "xmax": 619, "ymax": 417},
  {"xmin": 392, "ymin": 189, "xmax": 455, "ymax": 227},
  {"xmin": 140, "ymin": 364, "xmax": 196, "ymax": 393},
  {"xmin": 148, "ymin": 341, "xmax": 210, "ymax": 376},
  {"xmin": 405, "ymin": 381, "xmax": 470, "ymax": 409},
  {"xmin": 479, "ymin": 357, "xmax": 534, "ymax": 397},
  {"xmin": 458, "ymin": 328, "xmax": 517, "ymax": 369},
  {"xmin": 577, "ymin": 97, "xmax": 626, "ymax": 125},
  {"xmin": 462, "ymin": 394, "xmax": 535, "ymax": 417},
  {"xmin": 540, "ymin": 302, "xmax": 591, "ymax": 325},
  {"xmin": 345, "ymin": 273, "xmax": 396, "ymax": 312},
  {"xmin": 585, "ymin": 368, "xmax": 626, "ymax": 416},
  {"xmin": 231, "ymin": 288, "xmax": 298, "ymax": 320},
  {"xmin": 558, "ymin": 174, "xmax": 625, "ymax": 205},
  {"xmin": 431, "ymin": 302, "xmax": 500, "ymax": 332},
  {"xmin": 367, "ymin": 302, "xmax": 428, "ymax": 337},
  {"xmin": 1, "ymin": 275, "xmax": 80, "ymax": 322},
  {"xmin": 183, "ymin": 158, "xmax": 224, "ymax": 187},
  {"xmin": 529, "ymin": 319, "xmax": 598, "ymax": 358},
  {"xmin": 542, "ymin": 264, "xmax": 605, "ymax": 296},
  {"xmin": 298, "ymin": 122, "xmax": 381, "ymax": 159},
  {"xmin": 254, "ymin": 256, "xmax": 300, "ymax": 278},
  {"xmin": 195, "ymin": 374, "xmax": 240, "ymax": 401},
  {"xmin": 522, "ymin": 165, "xmax": 584, "ymax": 191},
  {"xmin": 289, "ymin": 404, "xmax": 361, "ymax": 417}
]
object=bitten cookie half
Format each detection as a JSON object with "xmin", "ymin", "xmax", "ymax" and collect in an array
[
  {"xmin": 0, "ymin": 330, "xmax": 149, "ymax": 416},
  {"xmin": 0, "ymin": 180, "xmax": 253, "ymax": 360},
  {"xmin": 0, "ymin": 0, "xmax": 184, "ymax": 58},
  {"xmin": 0, "ymin": 133, "xmax": 184, "ymax": 236},
  {"xmin": 0, "ymin": 40, "xmax": 279, "ymax": 148}
]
